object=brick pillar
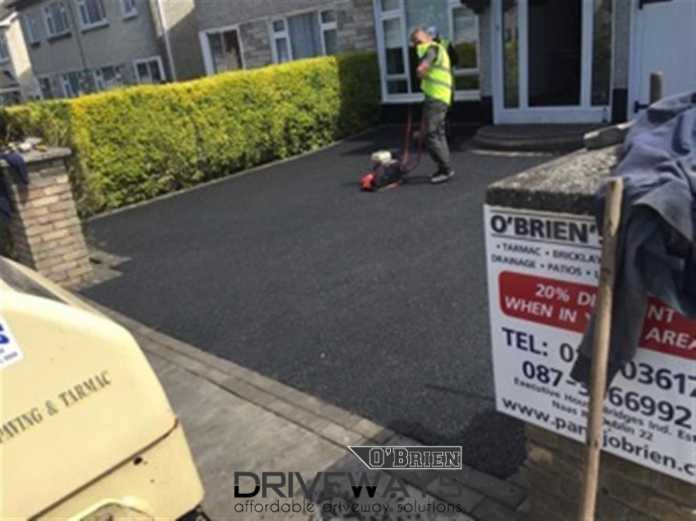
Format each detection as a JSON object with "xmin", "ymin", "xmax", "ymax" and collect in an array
[
  {"xmin": 526, "ymin": 426, "xmax": 696, "ymax": 521},
  {"xmin": 3, "ymin": 148, "xmax": 92, "ymax": 288}
]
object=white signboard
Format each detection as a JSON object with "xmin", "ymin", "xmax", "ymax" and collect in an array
[
  {"xmin": 0, "ymin": 314, "xmax": 23, "ymax": 370},
  {"xmin": 485, "ymin": 205, "xmax": 696, "ymax": 484}
]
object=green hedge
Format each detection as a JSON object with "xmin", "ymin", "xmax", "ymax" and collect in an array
[{"xmin": 2, "ymin": 52, "xmax": 380, "ymax": 216}]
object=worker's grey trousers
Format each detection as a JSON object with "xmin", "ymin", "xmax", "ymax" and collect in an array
[{"xmin": 423, "ymin": 98, "xmax": 451, "ymax": 174}]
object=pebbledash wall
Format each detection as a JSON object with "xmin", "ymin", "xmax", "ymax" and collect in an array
[
  {"xmin": 195, "ymin": 0, "xmax": 375, "ymax": 70},
  {"xmin": 486, "ymin": 145, "xmax": 696, "ymax": 521}
]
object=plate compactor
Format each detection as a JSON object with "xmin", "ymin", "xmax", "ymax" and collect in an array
[{"xmin": 360, "ymin": 108, "xmax": 425, "ymax": 192}]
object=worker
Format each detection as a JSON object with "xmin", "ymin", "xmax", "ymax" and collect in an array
[{"xmin": 411, "ymin": 26, "xmax": 454, "ymax": 184}]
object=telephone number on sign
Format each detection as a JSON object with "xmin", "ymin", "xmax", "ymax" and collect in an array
[{"xmin": 518, "ymin": 360, "xmax": 693, "ymax": 430}]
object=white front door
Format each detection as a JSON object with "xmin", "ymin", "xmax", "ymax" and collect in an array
[
  {"xmin": 630, "ymin": 0, "xmax": 696, "ymax": 118},
  {"xmin": 491, "ymin": 0, "xmax": 612, "ymax": 124}
]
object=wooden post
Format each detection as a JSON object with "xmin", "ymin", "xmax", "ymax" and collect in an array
[
  {"xmin": 650, "ymin": 72, "xmax": 664, "ymax": 104},
  {"xmin": 577, "ymin": 178, "xmax": 624, "ymax": 521}
]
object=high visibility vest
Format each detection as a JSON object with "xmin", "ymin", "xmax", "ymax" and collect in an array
[{"xmin": 416, "ymin": 41, "xmax": 453, "ymax": 106}]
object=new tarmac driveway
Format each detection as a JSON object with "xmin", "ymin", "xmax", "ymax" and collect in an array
[{"xmin": 83, "ymin": 126, "xmax": 553, "ymax": 477}]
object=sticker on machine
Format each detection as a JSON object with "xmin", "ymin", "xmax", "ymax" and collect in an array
[{"xmin": 0, "ymin": 314, "xmax": 23, "ymax": 369}]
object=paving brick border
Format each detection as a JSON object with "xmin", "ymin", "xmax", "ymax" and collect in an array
[{"xmin": 91, "ymin": 301, "xmax": 530, "ymax": 521}]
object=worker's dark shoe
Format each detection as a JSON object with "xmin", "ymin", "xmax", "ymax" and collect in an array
[{"xmin": 430, "ymin": 170, "xmax": 454, "ymax": 184}]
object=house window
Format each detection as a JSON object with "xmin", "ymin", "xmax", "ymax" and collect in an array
[
  {"xmin": 374, "ymin": 0, "xmax": 480, "ymax": 102},
  {"xmin": 450, "ymin": 4, "xmax": 480, "ymax": 91},
  {"xmin": 319, "ymin": 10, "xmax": 338, "ymax": 55},
  {"xmin": 271, "ymin": 19, "xmax": 290, "ymax": 63},
  {"xmin": 0, "ymin": 90, "xmax": 21, "ymax": 106},
  {"xmin": 62, "ymin": 71, "xmax": 87, "ymax": 97},
  {"xmin": 121, "ymin": 0, "xmax": 138, "ymax": 18},
  {"xmin": 271, "ymin": 10, "xmax": 339, "ymax": 63},
  {"xmin": 205, "ymin": 28, "xmax": 243, "ymax": 74},
  {"xmin": 43, "ymin": 1, "xmax": 71, "ymax": 37},
  {"xmin": 76, "ymin": 0, "xmax": 108, "ymax": 29},
  {"xmin": 0, "ymin": 35, "xmax": 9, "ymax": 63},
  {"xmin": 22, "ymin": 14, "xmax": 43, "ymax": 45},
  {"xmin": 93, "ymin": 65, "xmax": 124, "ymax": 91},
  {"xmin": 134, "ymin": 56, "xmax": 165, "ymax": 84},
  {"xmin": 38, "ymin": 77, "xmax": 54, "ymax": 99}
]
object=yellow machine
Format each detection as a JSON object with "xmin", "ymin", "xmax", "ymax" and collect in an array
[{"xmin": 0, "ymin": 256, "xmax": 204, "ymax": 520}]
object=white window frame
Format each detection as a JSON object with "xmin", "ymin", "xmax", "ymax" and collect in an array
[
  {"xmin": 373, "ymin": 0, "xmax": 414, "ymax": 103},
  {"xmin": 22, "ymin": 13, "xmax": 41, "ymax": 45},
  {"xmin": 43, "ymin": 1, "xmax": 71, "ymax": 38},
  {"xmin": 0, "ymin": 35, "xmax": 10, "ymax": 64},
  {"xmin": 37, "ymin": 76, "xmax": 53, "ymax": 99},
  {"xmin": 269, "ymin": 8, "xmax": 337, "ymax": 64},
  {"xmin": 318, "ymin": 9, "xmax": 338, "ymax": 55},
  {"xmin": 373, "ymin": 0, "xmax": 482, "ymax": 104},
  {"xmin": 199, "ymin": 24, "xmax": 245, "ymax": 76},
  {"xmin": 133, "ymin": 55, "xmax": 165, "ymax": 84},
  {"xmin": 75, "ymin": 0, "xmax": 108, "ymax": 31},
  {"xmin": 448, "ymin": 0, "xmax": 481, "ymax": 102},
  {"xmin": 93, "ymin": 64, "xmax": 124, "ymax": 91},
  {"xmin": 61, "ymin": 70, "xmax": 87, "ymax": 98},
  {"xmin": 120, "ymin": 0, "xmax": 138, "ymax": 19},
  {"xmin": 270, "ymin": 17, "xmax": 292, "ymax": 63}
]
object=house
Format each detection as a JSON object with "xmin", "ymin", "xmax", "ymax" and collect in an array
[
  {"xmin": 194, "ymin": 0, "xmax": 376, "ymax": 75},
  {"xmin": 196, "ymin": 0, "xmax": 696, "ymax": 126},
  {"xmin": 373, "ymin": 0, "xmax": 696, "ymax": 124},
  {"xmin": 8, "ymin": 0, "xmax": 205, "ymax": 99},
  {"xmin": 0, "ymin": 2, "xmax": 38, "ymax": 105}
]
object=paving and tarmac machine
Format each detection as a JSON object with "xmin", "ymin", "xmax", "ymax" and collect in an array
[
  {"xmin": 360, "ymin": 107, "xmax": 425, "ymax": 191},
  {"xmin": 0, "ymin": 255, "xmax": 204, "ymax": 520}
]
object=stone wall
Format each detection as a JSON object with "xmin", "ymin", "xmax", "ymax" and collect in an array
[
  {"xmin": 526, "ymin": 425, "xmax": 696, "ymax": 521},
  {"xmin": 230, "ymin": 0, "xmax": 376, "ymax": 70}
]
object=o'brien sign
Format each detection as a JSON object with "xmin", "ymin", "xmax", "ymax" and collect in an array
[
  {"xmin": 485, "ymin": 206, "xmax": 696, "ymax": 484},
  {"xmin": 348, "ymin": 446, "xmax": 462, "ymax": 470}
]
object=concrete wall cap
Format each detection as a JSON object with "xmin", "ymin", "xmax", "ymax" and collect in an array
[{"xmin": 0, "ymin": 147, "xmax": 72, "ymax": 168}]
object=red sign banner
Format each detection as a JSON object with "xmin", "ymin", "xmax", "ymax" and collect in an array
[{"xmin": 499, "ymin": 271, "xmax": 696, "ymax": 360}]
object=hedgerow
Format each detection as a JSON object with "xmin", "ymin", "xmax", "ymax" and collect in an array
[{"xmin": 2, "ymin": 52, "xmax": 380, "ymax": 216}]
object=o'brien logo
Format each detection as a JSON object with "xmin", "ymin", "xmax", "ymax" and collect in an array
[{"xmin": 348, "ymin": 446, "xmax": 462, "ymax": 470}]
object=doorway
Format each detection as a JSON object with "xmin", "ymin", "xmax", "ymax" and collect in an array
[{"xmin": 492, "ymin": 0, "xmax": 612, "ymax": 124}]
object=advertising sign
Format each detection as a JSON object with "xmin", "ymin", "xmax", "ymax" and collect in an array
[{"xmin": 484, "ymin": 205, "xmax": 696, "ymax": 484}]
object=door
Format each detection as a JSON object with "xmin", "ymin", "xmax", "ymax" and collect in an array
[
  {"xmin": 630, "ymin": 0, "xmax": 696, "ymax": 118},
  {"xmin": 492, "ymin": 0, "xmax": 613, "ymax": 124}
]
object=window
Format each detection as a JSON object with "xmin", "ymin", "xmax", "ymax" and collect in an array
[
  {"xmin": 205, "ymin": 28, "xmax": 243, "ymax": 74},
  {"xmin": 43, "ymin": 1, "xmax": 70, "ymax": 37},
  {"xmin": 0, "ymin": 35, "xmax": 9, "ymax": 63},
  {"xmin": 271, "ymin": 10, "xmax": 339, "ymax": 64},
  {"xmin": 22, "ymin": 14, "xmax": 43, "ymax": 45},
  {"xmin": 134, "ymin": 56, "xmax": 164, "ymax": 84},
  {"xmin": 76, "ymin": 0, "xmax": 108, "ymax": 29},
  {"xmin": 121, "ymin": 0, "xmax": 137, "ymax": 18},
  {"xmin": 0, "ymin": 90, "xmax": 21, "ymax": 106},
  {"xmin": 38, "ymin": 77, "xmax": 54, "ymax": 99},
  {"xmin": 319, "ymin": 10, "xmax": 337, "ymax": 55},
  {"xmin": 450, "ymin": 5, "xmax": 480, "ymax": 92},
  {"xmin": 93, "ymin": 65, "xmax": 124, "ymax": 91},
  {"xmin": 271, "ymin": 18, "xmax": 290, "ymax": 63},
  {"xmin": 375, "ymin": 0, "xmax": 481, "ymax": 101},
  {"xmin": 62, "ymin": 71, "xmax": 87, "ymax": 98}
]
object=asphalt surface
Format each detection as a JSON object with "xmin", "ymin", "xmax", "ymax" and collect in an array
[{"xmin": 83, "ymin": 126, "xmax": 553, "ymax": 477}]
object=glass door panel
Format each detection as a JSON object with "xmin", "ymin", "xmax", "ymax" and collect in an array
[{"xmin": 527, "ymin": 0, "xmax": 582, "ymax": 107}]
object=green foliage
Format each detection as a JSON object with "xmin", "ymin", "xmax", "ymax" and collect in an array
[{"xmin": 2, "ymin": 52, "xmax": 380, "ymax": 216}]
